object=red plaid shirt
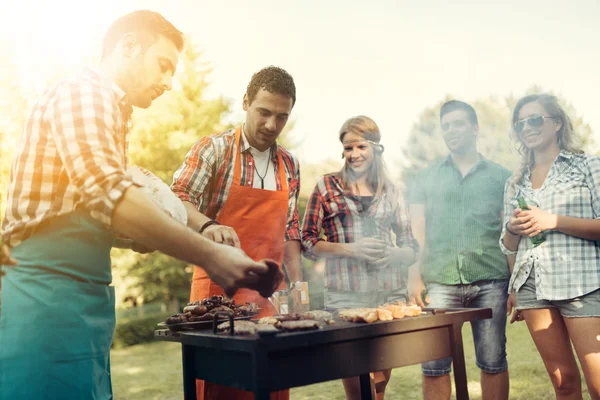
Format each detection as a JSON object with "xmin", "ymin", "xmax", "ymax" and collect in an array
[
  {"xmin": 302, "ymin": 174, "xmax": 418, "ymax": 292},
  {"xmin": 2, "ymin": 68, "xmax": 134, "ymax": 247},
  {"xmin": 171, "ymin": 127, "xmax": 301, "ymax": 242}
]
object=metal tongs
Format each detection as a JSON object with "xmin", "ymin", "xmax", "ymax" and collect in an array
[{"xmin": 268, "ymin": 295, "xmax": 282, "ymax": 316}]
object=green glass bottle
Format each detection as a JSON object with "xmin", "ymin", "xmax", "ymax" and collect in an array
[{"xmin": 516, "ymin": 197, "xmax": 546, "ymax": 247}]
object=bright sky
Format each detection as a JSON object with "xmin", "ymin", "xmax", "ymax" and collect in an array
[{"xmin": 2, "ymin": 0, "xmax": 600, "ymax": 168}]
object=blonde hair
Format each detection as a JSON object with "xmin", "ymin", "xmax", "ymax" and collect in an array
[
  {"xmin": 508, "ymin": 94, "xmax": 583, "ymax": 191},
  {"xmin": 338, "ymin": 115, "xmax": 392, "ymax": 198}
]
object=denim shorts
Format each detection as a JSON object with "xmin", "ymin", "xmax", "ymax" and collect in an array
[
  {"xmin": 516, "ymin": 268, "xmax": 600, "ymax": 318},
  {"xmin": 324, "ymin": 287, "xmax": 408, "ymax": 310},
  {"xmin": 421, "ymin": 280, "xmax": 509, "ymax": 376}
]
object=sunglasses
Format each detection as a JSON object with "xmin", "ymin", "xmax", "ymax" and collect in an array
[{"xmin": 514, "ymin": 115, "xmax": 554, "ymax": 133}]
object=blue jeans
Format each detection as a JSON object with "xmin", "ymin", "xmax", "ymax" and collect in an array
[
  {"xmin": 516, "ymin": 267, "xmax": 600, "ymax": 317},
  {"xmin": 421, "ymin": 280, "xmax": 509, "ymax": 376}
]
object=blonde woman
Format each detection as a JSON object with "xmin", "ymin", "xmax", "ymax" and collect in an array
[
  {"xmin": 302, "ymin": 115, "xmax": 418, "ymax": 400},
  {"xmin": 501, "ymin": 94, "xmax": 600, "ymax": 399}
]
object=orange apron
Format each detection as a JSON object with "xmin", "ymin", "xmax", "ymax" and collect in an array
[{"xmin": 191, "ymin": 126, "xmax": 289, "ymax": 400}]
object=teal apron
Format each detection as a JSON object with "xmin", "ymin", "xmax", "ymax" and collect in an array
[{"xmin": 0, "ymin": 211, "xmax": 115, "ymax": 399}]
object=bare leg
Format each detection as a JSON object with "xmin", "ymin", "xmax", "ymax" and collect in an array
[
  {"xmin": 480, "ymin": 370, "xmax": 509, "ymax": 400},
  {"xmin": 373, "ymin": 370, "xmax": 392, "ymax": 400},
  {"xmin": 522, "ymin": 308, "xmax": 582, "ymax": 399},
  {"xmin": 422, "ymin": 374, "xmax": 451, "ymax": 400},
  {"xmin": 342, "ymin": 376, "xmax": 376, "ymax": 400},
  {"xmin": 564, "ymin": 317, "xmax": 600, "ymax": 400}
]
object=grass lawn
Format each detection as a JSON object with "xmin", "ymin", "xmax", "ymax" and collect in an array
[{"xmin": 111, "ymin": 320, "xmax": 588, "ymax": 399}]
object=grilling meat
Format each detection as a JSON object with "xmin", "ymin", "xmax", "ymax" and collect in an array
[
  {"xmin": 303, "ymin": 310, "xmax": 334, "ymax": 324},
  {"xmin": 164, "ymin": 296, "xmax": 260, "ymax": 326},
  {"xmin": 217, "ymin": 320, "xmax": 257, "ymax": 336},
  {"xmin": 338, "ymin": 308, "xmax": 379, "ymax": 323},
  {"xmin": 278, "ymin": 320, "xmax": 320, "ymax": 332},
  {"xmin": 376, "ymin": 308, "xmax": 393, "ymax": 321},
  {"xmin": 255, "ymin": 259, "xmax": 285, "ymax": 298}
]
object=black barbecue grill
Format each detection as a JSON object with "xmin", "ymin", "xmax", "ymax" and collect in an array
[{"xmin": 154, "ymin": 307, "xmax": 492, "ymax": 400}]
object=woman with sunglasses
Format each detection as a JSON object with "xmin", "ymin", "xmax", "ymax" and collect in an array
[
  {"xmin": 302, "ymin": 115, "xmax": 418, "ymax": 400},
  {"xmin": 501, "ymin": 94, "xmax": 600, "ymax": 399}
]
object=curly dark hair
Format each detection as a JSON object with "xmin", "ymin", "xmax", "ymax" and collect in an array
[
  {"xmin": 101, "ymin": 10, "xmax": 184, "ymax": 60},
  {"xmin": 246, "ymin": 66, "xmax": 296, "ymax": 107}
]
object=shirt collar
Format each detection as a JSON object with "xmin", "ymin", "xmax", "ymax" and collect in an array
[
  {"xmin": 557, "ymin": 149, "xmax": 574, "ymax": 160},
  {"xmin": 241, "ymin": 124, "xmax": 279, "ymax": 159},
  {"xmin": 84, "ymin": 67, "xmax": 131, "ymax": 117},
  {"xmin": 443, "ymin": 153, "xmax": 488, "ymax": 172}
]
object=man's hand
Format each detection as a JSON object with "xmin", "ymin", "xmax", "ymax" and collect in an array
[
  {"xmin": 201, "ymin": 243, "xmax": 269, "ymax": 298},
  {"xmin": 350, "ymin": 238, "xmax": 387, "ymax": 262},
  {"xmin": 1, "ymin": 243, "xmax": 17, "ymax": 266},
  {"xmin": 407, "ymin": 268, "xmax": 429, "ymax": 308},
  {"xmin": 506, "ymin": 291, "xmax": 523, "ymax": 323},
  {"xmin": 202, "ymin": 225, "xmax": 241, "ymax": 248}
]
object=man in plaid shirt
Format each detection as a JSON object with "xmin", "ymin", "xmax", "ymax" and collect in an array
[
  {"xmin": 0, "ymin": 11, "xmax": 279, "ymax": 399},
  {"xmin": 171, "ymin": 66, "xmax": 301, "ymax": 400}
]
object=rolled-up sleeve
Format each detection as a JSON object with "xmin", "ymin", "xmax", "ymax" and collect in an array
[
  {"xmin": 499, "ymin": 178, "xmax": 518, "ymax": 256},
  {"xmin": 171, "ymin": 136, "xmax": 215, "ymax": 209},
  {"xmin": 301, "ymin": 180, "xmax": 325, "ymax": 260},
  {"xmin": 49, "ymin": 82, "xmax": 134, "ymax": 228},
  {"xmin": 285, "ymin": 157, "xmax": 301, "ymax": 242}
]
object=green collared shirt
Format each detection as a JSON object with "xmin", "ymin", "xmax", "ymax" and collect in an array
[{"xmin": 408, "ymin": 155, "xmax": 511, "ymax": 284}]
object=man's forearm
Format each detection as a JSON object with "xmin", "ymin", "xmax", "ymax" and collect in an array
[
  {"xmin": 283, "ymin": 240, "xmax": 302, "ymax": 282},
  {"xmin": 183, "ymin": 201, "xmax": 213, "ymax": 232},
  {"xmin": 113, "ymin": 187, "xmax": 217, "ymax": 267}
]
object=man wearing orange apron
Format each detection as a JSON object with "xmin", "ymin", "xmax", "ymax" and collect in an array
[{"xmin": 171, "ymin": 66, "xmax": 303, "ymax": 400}]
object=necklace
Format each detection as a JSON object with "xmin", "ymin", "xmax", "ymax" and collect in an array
[{"xmin": 254, "ymin": 147, "xmax": 273, "ymax": 189}]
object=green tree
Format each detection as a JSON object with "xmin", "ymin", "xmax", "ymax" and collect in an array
[
  {"xmin": 399, "ymin": 88, "xmax": 596, "ymax": 190},
  {"xmin": 0, "ymin": 51, "xmax": 31, "ymax": 218},
  {"xmin": 112, "ymin": 42, "xmax": 231, "ymax": 310}
]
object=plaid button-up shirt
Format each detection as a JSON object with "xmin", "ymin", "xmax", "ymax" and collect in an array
[
  {"xmin": 500, "ymin": 151, "xmax": 600, "ymax": 300},
  {"xmin": 2, "ymin": 68, "xmax": 135, "ymax": 247},
  {"xmin": 170, "ymin": 127, "xmax": 301, "ymax": 242},
  {"xmin": 302, "ymin": 174, "xmax": 419, "ymax": 293}
]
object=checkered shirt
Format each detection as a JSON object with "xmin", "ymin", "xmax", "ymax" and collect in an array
[
  {"xmin": 500, "ymin": 151, "xmax": 600, "ymax": 300},
  {"xmin": 302, "ymin": 174, "xmax": 419, "ymax": 292},
  {"xmin": 2, "ymin": 68, "xmax": 135, "ymax": 247}
]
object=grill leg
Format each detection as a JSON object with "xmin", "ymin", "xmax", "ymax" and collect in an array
[
  {"xmin": 254, "ymin": 389, "xmax": 271, "ymax": 400},
  {"xmin": 182, "ymin": 344, "xmax": 198, "ymax": 400},
  {"xmin": 450, "ymin": 323, "xmax": 469, "ymax": 400},
  {"xmin": 359, "ymin": 373, "xmax": 373, "ymax": 400}
]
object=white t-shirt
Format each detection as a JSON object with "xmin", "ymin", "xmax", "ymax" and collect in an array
[{"xmin": 245, "ymin": 134, "xmax": 277, "ymax": 191}]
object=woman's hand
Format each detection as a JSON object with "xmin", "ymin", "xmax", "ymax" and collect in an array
[
  {"xmin": 507, "ymin": 207, "xmax": 548, "ymax": 238},
  {"xmin": 518, "ymin": 206, "xmax": 557, "ymax": 233},
  {"xmin": 372, "ymin": 247, "xmax": 410, "ymax": 269},
  {"xmin": 349, "ymin": 238, "xmax": 387, "ymax": 262},
  {"xmin": 506, "ymin": 291, "xmax": 523, "ymax": 323}
]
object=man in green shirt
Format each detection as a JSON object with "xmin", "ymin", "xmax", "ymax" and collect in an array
[{"xmin": 408, "ymin": 100, "xmax": 511, "ymax": 400}]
